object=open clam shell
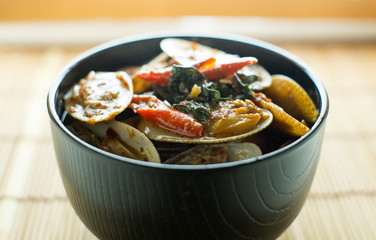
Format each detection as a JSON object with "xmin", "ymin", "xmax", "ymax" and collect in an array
[
  {"xmin": 160, "ymin": 38, "xmax": 239, "ymax": 66},
  {"xmin": 161, "ymin": 38, "xmax": 271, "ymax": 91},
  {"xmin": 136, "ymin": 109, "xmax": 273, "ymax": 144},
  {"xmin": 263, "ymin": 74, "xmax": 318, "ymax": 124},
  {"xmin": 163, "ymin": 142, "xmax": 262, "ymax": 165},
  {"xmin": 237, "ymin": 63, "xmax": 272, "ymax": 91},
  {"xmin": 64, "ymin": 71, "xmax": 133, "ymax": 125},
  {"xmin": 86, "ymin": 120, "xmax": 160, "ymax": 163}
]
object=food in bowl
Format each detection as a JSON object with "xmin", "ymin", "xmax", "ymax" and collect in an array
[
  {"xmin": 63, "ymin": 38, "xmax": 318, "ymax": 165},
  {"xmin": 48, "ymin": 34, "xmax": 329, "ymax": 240}
]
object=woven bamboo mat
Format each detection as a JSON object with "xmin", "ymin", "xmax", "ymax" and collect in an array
[{"xmin": 0, "ymin": 43, "xmax": 375, "ymax": 240}]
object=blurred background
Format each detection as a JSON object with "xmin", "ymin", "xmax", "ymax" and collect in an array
[
  {"xmin": 1, "ymin": 1, "xmax": 376, "ymax": 240},
  {"xmin": 1, "ymin": 0, "xmax": 376, "ymax": 45}
]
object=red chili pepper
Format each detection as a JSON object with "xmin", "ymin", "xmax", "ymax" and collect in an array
[
  {"xmin": 200, "ymin": 57, "xmax": 258, "ymax": 82},
  {"xmin": 129, "ymin": 95, "xmax": 204, "ymax": 138},
  {"xmin": 135, "ymin": 58, "xmax": 215, "ymax": 85},
  {"xmin": 136, "ymin": 57, "xmax": 257, "ymax": 84},
  {"xmin": 136, "ymin": 68, "xmax": 172, "ymax": 85}
]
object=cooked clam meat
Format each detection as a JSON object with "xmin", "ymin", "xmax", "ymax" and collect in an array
[{"xmin": 208, "ymin": 99, "xmax": 266, "ymax": 137}]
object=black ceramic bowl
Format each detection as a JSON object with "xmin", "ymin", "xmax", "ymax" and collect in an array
[{"xmin": 47, "ymin": 32, "xmax": 329, "ymax": 240}]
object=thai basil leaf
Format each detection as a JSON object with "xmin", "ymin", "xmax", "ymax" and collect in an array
[
  {"xmin": 173, "ymin": 101, "xmax": 211, "ymax": 122},
  {"xmin": 239, "ymin": 73, "xmax": 259, "ymax": 85},
  {"xmin": 233, "ymin": 73, "xmax": 253, "ymax": 99},
  {"xmin": 213, "ymin": 82, "xmax": 234, "ymax": 100},
  {"xmin": 198, "ymin": 82, "xmax": 221, "ymax": 105},
  {"xmin": 152, "ymin": 84, "xmax": 178, "ymax": 104},
  {"xmin": 168, "ymin": 65, "xmax": 206, "ymax": 103}
]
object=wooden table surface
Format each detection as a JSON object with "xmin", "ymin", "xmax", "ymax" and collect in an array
[{"xmin": 0, "ymin": 42, "xmax": 375, "ymax": 240}]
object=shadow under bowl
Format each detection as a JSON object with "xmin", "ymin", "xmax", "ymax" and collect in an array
[{"xmin": 47, "ymin": 32, "xmax": 329, "ymax": 240}]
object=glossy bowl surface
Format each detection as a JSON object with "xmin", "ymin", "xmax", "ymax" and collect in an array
[{"xmin": 47, "ymin": 32, "xmax": 329, "ymax": 240}]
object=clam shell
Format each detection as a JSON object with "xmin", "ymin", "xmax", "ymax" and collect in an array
[
  {"xmin": 237, "ymin": 64, "xmax": 272, "ymax": 91},
  {"xmin": 160, "ymin": 38, "xmax": 238, "ymax": 66},
  {"xmin": 252, "ymin": 95, "xmax": 310, "ymax": 137},
  {"xmin": 163, "ymin": 142, "xmax": 262, "ymax": 165},
  {"xmin": 264, "ymin": 74, "xmax": 318, "ymax": 124},
  {"xmin": 64, "ymin": 71, "xmax": 133, "ymax": 125},
  {"xmin": 87, "ymin": 120, "xmax": 160, "ymax": 163},
  {"xmin": 224, "ymin": 142, "xmax": 262, "ymax": 162},
  {"xmin": 136, "ymin": 109, "xmax": 273, "ymax": 144}
]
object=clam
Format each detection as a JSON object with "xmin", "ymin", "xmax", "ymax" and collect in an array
[
  {"xmin": 160, "ymin": 38, "xmax": 238, "ymax": 66},
  {"xmin": 237, "ymin": 64, "xmax": 272, "ymax": 91},
  {"xmin": 64, "ymin": 71, "xmax": 133, "ymax": 125},
  {"xmin": 263, "ymin": 74, "xmax": 318, "ymax": 124},
  {"xmin": 161, "ymin": 38, "xmax": 271, "ymax": 91},
  {"xmin": 252, "ymin": 93, "xmax": 310, "ymax": 137},
  {"xmin": 136, "ymin": 109, "xmax": 273, "ymax": 144},
  {"xmin": 86, "ymin": 120, "xmax": 161, "ymax": 163},
  {"xmin": 163, "ymin": 142, "xmax": 262, "ymax": 165}
]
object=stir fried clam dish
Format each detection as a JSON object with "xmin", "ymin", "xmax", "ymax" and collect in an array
[{"xmin": 63, "ymin": 38, "xmax": 318, "ymax": 165}]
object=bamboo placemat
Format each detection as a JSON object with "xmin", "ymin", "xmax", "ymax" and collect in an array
[{"xmin": 0, "ymin": 43, "xmax": 375, "ymax": 240}]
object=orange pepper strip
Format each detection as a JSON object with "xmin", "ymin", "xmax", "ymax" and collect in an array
[
  {"xmin": 129, "ymin": 95, "xmax": 204, "ymax": 138},
  {"xmin": 253, "ymin": 92, "xmax": 272, "ymax": 103},
  {"xmin": 195, "ymin": 57, "xmax": 216, "ymax": 70}
]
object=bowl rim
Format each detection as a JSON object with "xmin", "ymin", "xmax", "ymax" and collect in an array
[{"xmin": 47, "ymin": 30, "xmax": 329, "ymax": 170}]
